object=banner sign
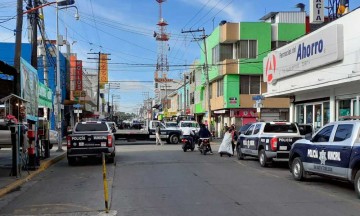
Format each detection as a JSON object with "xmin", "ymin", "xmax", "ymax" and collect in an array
[
  {"xmin": 38, "ymin": 82, "xmax": 53, "ymax": 108},
  {"xmin": 263, "ymin": 24, "xmax": 344, "ymax": 84},
  {"xmin": 230, "ymin": 109, "xmax": 257, "ymax": 118},
  {"xmin": 75, "ymin": 60, "xmax": 82, "ymax": 91},
  {"xmin": 100, "ymin": 54, "xmax": 108, "ymax": 84},
  {"xmin": 70, "ymin": 55, "xmax": 76, "ymax": 101},
  {"xmin": 20, "ymin": 58, "xmax": 39, "ymax": 121}
]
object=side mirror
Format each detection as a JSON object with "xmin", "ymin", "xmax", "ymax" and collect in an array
[{"xmin": 305, "ymin": 133, "xmax": 312, "ymax": 140}]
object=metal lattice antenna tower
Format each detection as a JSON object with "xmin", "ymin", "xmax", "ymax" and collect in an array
[{"xmin": 154, "ymin": 0, "xmax": 169, "ymax": 79}]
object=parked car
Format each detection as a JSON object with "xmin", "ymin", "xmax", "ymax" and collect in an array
[
  {"xmin": 0, "ymin": 121, "xmax": 27, "ymax": 149},
  {"xmin": 289, "ymin": 120, "xmax": 360, "ymax": 198},
  {"xmin": 236, "ymin": 121, "xmax": 303, "ymax": 167},
  {"xmin": 49, "ymin": 130, "xmax": 59, "ymax": 149}
]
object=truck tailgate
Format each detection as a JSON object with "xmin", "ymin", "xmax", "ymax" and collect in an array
[
  {"xmin": 70, "ymin": 134, "xmax": 109, "ymax": 148},
  {"xmin": 277, "ymin": 136, "xmax": 302, "ymax": 151}
]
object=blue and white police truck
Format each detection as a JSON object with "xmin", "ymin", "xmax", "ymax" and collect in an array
[
  {"xmin": 237, "ymin": 121, "xmax": 303, "ymax": 167},
  {"xmin": 289, "ymin": 120, "xmax": 360, "ymax": 198}
]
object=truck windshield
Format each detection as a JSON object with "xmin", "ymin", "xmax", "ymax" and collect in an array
[
  {"xmin": 263, "ymin": 123, "xmax": 298, "ymax": 133},
  {"xmin": 181, "ymin": 122, "xmax": 198, "ymax": 127},
  {"xmin": 75, "ymin": 123, "xmax": 108, "ymax": 132}
]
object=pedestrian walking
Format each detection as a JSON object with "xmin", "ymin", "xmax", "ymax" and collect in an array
[
  {"xmin": 155, "ymin": 123, "xmax": 163, "ymax": 146},
  {"xmin": 218, "ymin": 127, "xmax": 233, "ymax": 156},
  {"xmin": 230, "ymin": 124, "xmax": 238, "ymax": 155}
]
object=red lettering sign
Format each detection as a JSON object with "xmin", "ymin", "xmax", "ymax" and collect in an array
[{"xmin": 75, "ymin": 60, "xmax": 82, "ymax": 91}]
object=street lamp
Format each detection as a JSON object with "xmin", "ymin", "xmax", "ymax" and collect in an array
[{"xmin": 55, "ymin": 0, "xmax": 78, "ymax": 152}]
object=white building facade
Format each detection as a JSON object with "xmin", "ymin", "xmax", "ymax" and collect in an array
[{"xmin": 264, "ymin": 8, "xmax": 360, "ymax": 132}]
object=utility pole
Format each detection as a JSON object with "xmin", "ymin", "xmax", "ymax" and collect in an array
[
  {"xmin": 87, "ymin": 52, "xmax": 111, "ymax": 112},
  {"xmin": 107, "ymin": 83, "xmax": 111, "ymax": 114},
  {"xmin": 181, "ymin": 28, "xmax": 211, "ymax": 129},
  {"xmin": 184, "ymin": 73, "xmax": 187, "ymax": 114},
  {"xmin": 14, "ymin": 0, "xmax": 23, "ymax": 96},
  {"xmin": 39, "ymin": 7, "xmax": 48, "ymax": 86},
  {"xmin": 31, "ymin": 0, "xmax": 39, "ymax": 68}
]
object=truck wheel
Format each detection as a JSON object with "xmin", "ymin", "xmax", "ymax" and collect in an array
[
  {"xmin": 68, "ymin": 157, "xmax": 76, "ymax": 166},
  {"xmin": 170, "ymin": 135, "xmax": 179, "ymax": 144},
  {"xmin": 354, "ymin": 170, "xmax": 360, "ymax": 198},
  {"xmin": 259, "ymin": 149, "xmax": 268, "ymax": 167},
  {"xmin": 291, "ymin": 157, "xmax": 304, "ymax": 181},
  {"xmin": 237, "ymin": 146, "xmax": 244, "ymax": 160}
]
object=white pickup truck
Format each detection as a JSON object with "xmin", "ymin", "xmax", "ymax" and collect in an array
[{"xmin": 114, "ymin": 120, "xmax": 182, "ymax": 144}]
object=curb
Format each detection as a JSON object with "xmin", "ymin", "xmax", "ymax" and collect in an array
[{"xmin": 0, "ymin": 152, "xmax": 66, "ymax": 198}]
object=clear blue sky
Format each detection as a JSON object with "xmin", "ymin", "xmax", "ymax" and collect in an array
[{"xmin": 1, "ymin": 0, "xmax": 359, "ymax": 113}]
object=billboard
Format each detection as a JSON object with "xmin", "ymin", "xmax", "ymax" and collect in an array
[
  {"xmin": 263, "ymin": 24, "xmax": 344, "ymax": 84},
  {"xmin": 20, "ymin": 58, "xmax": 39, "ymax": 121},
  {"xmin": 100, "ymin": 54, "xmax": 108, "ymax": 84}
]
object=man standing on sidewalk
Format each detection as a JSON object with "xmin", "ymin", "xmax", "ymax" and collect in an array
[{"xmin": 155, "ymin": 123, "xmax": 163, "ymax": 146}]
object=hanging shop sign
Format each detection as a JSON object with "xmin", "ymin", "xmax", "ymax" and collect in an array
[
  {"xmin": 75, "ymin": 60, "xmax": 82, "ymax": 91},
  {"xmin": 100, "ymin": 54, "xmax": 108, "ymax": 84},
  {"xmin": 20, "ymin": 58, "xmax": 39, "ymax": 121},
  {"xmin": 230, "ymin": 109, "xmax": 257, "ymax": 118},
  {"xmin": 229, "ymin": 97, "xmax": 237, "ymax": 104},
  {"xmin": 263, "ymin": 24, "xmax": 344, "ymax": 84},
  {"xmin": 310, "ymin": 0, "xmax": 324, "ymax": 24},
  {"xmin": 38, "ymin": 82, "xmax": 53, "ymax": 109}
]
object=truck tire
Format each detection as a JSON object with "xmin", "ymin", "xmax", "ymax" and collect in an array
[
  {"xmin": 354, "ymin": 170, "xmax": 360, "ymax": 198},
  {"xmin": 68, "ymin": 157, "xmax": 76, "ymax": 166},
  {"xmin": 170, "ymin": 134, "xmax": 179, "ymax": 144},
  {"xmin": 259, "ymin": 149, "xmax": 268, "ymax": 167},
  {"xmin": 237, "ymin": 146, "xmax": 244, "ymax": 160},
  {"xmin": 291, "ymin": 157, "xmax": 304, "ymax": 181}
]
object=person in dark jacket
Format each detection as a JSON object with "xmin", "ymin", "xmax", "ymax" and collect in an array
[{"xmin": 198, "ymin": 123, "xmax": 213, "ymax": 154}]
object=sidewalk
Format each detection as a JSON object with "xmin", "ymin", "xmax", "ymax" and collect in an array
[{"xmin": 0, "ymin": 144, "xmax": 66, "ymax": 198}]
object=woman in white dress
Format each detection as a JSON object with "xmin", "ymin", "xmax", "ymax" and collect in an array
[{"xmin": 218, "ymin": 127, "xmax": 234, "ymax": 157}]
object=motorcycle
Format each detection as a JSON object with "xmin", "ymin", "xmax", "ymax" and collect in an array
[
  {"xmin": 198, "ymin": 138, "xmax": 211, "ymax": 155},
  {"xmin": 181, "ymin": 136, "xmax": 195, "ymax": 152}
]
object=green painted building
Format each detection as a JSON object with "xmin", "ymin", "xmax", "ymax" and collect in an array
[{"xmin": 193, "ymin": 11, "xmax": 306, "ymax": 136}]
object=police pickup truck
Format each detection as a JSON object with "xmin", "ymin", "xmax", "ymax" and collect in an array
[
  {"xmin": 289, "ymin": 120, "xmax": 360, "ymax": 198},
  {"xmin": 237, "ymin": 121, "xmax": 302, "ymax": 167},
  {"xmin": 67, "ymin": 121, "xmax": 116, "ymax": 166}
]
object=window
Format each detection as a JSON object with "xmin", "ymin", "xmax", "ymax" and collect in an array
[
  {"xmin": 271, "ymin": 41, "xmax": 288, "ymax": 50},
  {"xmin": 312, "ymin": 125, "xmax": 334, "ymax": 142},
  {"xmin": 263, "ymin": 123, "xmax": 298, "ymax": 133},
  {"xmin": 237, "ymin": 40, "xmax": 257, "ymax": 59},
  {"xmin": 239, "ymin": 75, "xmax": 261, "ymax": 94},
  {"xmin": 296, "ymin": 105, "xmax": 304, "ymax": 124},
  {"xmin": 190, "ymin": 92, "xmax": 194, "ymax": 105},
  {"xmin": 253, "ymin": 124, "xmax": 261, "ymax": 135},
  {"xmin": 212, "ymin": 45, "xmax": 219, "ymax": 63},
  {"xmin": 245, "ymin": 125, "xmax": 255, "ymax": 135},
  {"xmin": 306, "ymin": 105, "xmax": 313, "ymax": 124},
  {"xmin": 334, "ymin": 124, "xmax": 353, "ymax": 142},
  {"xmin": 217, "ymin": 79, "xmax": 223, "ymax": 97},
  {"xmin": 75, "ymin": 123, "xmax": 108, "ymax": 132},
  {"xmin": 338, "ymin": 100, "xmax": 351, "ymax": 118},
  {"xmin": 220, "ymin": 44, "xmax": 233, "ymax": 61}
]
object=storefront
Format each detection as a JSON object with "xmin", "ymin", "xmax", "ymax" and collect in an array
[{"xmin": 263, "ymin": 8, "xmax": 360, "ymax": 131}]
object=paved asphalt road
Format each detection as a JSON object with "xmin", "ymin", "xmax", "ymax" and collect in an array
[{"xmin": 1, "ymin": 140, "xmax": 360, "ymax": 216}]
